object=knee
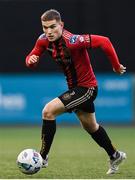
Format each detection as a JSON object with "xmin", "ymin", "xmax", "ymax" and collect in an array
[
  {"xmin": 82, "ymin": 121, "xmax": 99, "ymax": 133},
  {"xmin": 42, "ymin": 103, "xmax": 55, "ymax": 120}
]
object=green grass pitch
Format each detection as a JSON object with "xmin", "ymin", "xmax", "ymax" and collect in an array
[{"xmin": 0, "ymin": 126, "xmax": 135, "ymax": 179}]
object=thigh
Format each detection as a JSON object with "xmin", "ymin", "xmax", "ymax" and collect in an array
[{"xmin": 44, "ymin": 97, "xmax": 66, "ymax": 117}]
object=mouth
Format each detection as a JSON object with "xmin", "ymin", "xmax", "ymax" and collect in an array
[
  {"xmin": 48, "ymin": 36, "xmax": 54, "ymax": 39},
  {"xmin": 47, "ymin": 35, "xmax": 56, "ymax": 42}
]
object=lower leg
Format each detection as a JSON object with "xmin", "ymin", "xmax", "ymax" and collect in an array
[
  {"xmin": 77, "ymin": 112, "xmax": 117, "ymax": 159},
  {"xmin": 40, "ymin": 98, "xmax": 65, "ymax": 159},
  {"xmin": 40, "ymin": 119, "xmax": 56, "ymax": 159},
  {"xmin": 89, "ymin": 125, "xmax": 117, "ymax": 159}
]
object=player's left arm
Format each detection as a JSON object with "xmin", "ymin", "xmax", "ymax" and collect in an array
[
  {"xmin": 68, "ymin": 34, "xmax": 91, "ymax": 49},
  {"xmin": 90, "ymin": 35, "xmax": 126, "ymax": 74}
]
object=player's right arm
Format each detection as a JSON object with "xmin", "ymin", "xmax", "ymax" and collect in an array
[
  {"xmin": 26, "ymin": 35, "xmax": 47, "ymax": 68},
  {"xmin": 26, "ymin": 55, "xmax": 39, "ymax": 66}
]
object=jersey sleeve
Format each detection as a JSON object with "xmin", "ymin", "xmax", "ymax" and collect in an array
[
  {"xmin": 26, "ymin": 36, "xmax": 47, "ymax": 67},
  {"xmin": 67, "ymin": 34, "xmax": 91, "ymax": 49},
  {"xmin": 90, "ymin": 35, "xmax": 121, "ymax": 71}
]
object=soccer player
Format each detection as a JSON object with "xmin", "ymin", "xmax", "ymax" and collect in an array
[{"xmin": 26, "ymin": 9, "xmax": 126, "ymax": 175}]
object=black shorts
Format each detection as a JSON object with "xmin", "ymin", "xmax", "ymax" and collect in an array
[{"xmin": 58, "ymin": 86, "xmax": 98, "ymax": 113}]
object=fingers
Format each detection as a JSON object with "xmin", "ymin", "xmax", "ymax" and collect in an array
[
  {"xmin": 119, "ymin": 64, "xmax": 126, "ymax": 74},
  {"xmin": 113, "ymin": 64, "xmax": 126, "ymax": 75},
  {"xmin": 28, "ymin": 55, "xmax": 39, "ymax": 64}
]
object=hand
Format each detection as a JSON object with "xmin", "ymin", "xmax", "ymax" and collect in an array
[
  {"xmin": 113, "ymin": 64, "xmax": 126, "ymax": 75},
  {"xmin": 28, "ymin": 55, "xmax": 39, "ymax": 65}
]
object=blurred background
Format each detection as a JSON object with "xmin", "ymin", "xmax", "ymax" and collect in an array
[{"xmin": 0, "ymin": 0, "xmax": 135, "ymax": 125}]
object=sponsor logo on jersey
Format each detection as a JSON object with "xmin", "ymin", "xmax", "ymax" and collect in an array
[
  {"xmin": 69, "ymin": 35, "xmax": 79, "ymax": 44},
  {"xmin": 47, "ymin": 47, "xmax": 53, "ymax": 52},
  {"xmin": 56, "ymin": 58, "xmax": 72, "ymax": 65}
]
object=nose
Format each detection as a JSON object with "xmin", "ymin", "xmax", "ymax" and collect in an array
[{"xmin": 47, "ymin": 28, "xmax": 52, "ymax": 34}]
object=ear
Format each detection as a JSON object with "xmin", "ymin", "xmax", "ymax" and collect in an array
[{"xmin": 60, "ymin": 21, "xmax": 64, "ymax": 28}]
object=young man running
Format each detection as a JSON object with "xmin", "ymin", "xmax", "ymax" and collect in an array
[{"xmin": 26, "ymin": 9, "xmax": 126, "ymax": 175}]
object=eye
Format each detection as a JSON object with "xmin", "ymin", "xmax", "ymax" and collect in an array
[
  {"xmin": 43, "ymin": 26, "xmax": 47, "ymax": 30},
  {"xmin": 50, "ymin": 25, "xmax": 56, "ymax": 29}
]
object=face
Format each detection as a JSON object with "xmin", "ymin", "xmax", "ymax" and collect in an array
[{"xmin": 42, "ymin": 19, "xmax": 64, "ymax": 42}]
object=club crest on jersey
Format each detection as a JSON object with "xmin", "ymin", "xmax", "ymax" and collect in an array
[
  {"xmin": 79, "ymin": 36, "xmax": 84, "ymax": 42},
  {"xmin": 69, "ymin": 35, "xmax": 79, "ymax": 44}
]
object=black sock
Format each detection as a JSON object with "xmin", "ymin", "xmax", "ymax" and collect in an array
[
  {"xmin": 40, "ymin": 119, "xmax": 56, "ymax": 159},
  {"xmin": 90, "ymin": 126, "xmax": 116, "ymax": 158}
]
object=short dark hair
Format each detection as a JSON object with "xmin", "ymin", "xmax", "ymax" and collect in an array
[{"xmin": 41, "ymin": 9, "xmax": 61, "ymax": 22}]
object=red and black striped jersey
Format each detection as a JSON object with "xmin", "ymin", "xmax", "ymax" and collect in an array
[{"xmin": 26, "ymin": 29, "xmax": 121, "ymax": 89}]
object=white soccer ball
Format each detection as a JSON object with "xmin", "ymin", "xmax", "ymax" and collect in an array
[{"xmin": 17, "ymin": 149, "xmax": 43, "ymax": 175}]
